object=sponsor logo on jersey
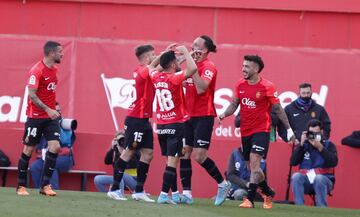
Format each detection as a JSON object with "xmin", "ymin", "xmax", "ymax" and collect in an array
[
  {"xmin": 159, "ymin": 111, "xmax": 176, "ymax": 120},
  {"xmin": 204, "ymin": 70, "xmax": 214, "ymax": 80},
  {"xmin": 241, "ymin": 98, "xmax": 256, "ymax": 108},
  {"xmin": 47, "ymin": 82, "xmax": 57, "ymax": 91}
]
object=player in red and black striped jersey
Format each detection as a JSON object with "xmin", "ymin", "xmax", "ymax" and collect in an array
[
  {"xmin": 16, "ymin": 41, "xmax": 63, "ymax": 196},
  {"xmin": 107, "ymin": 45, "xmax": 156, "ymax": 202},
  {"xmin": 219, "ymin": 55, "xmax": 295, "ymax": 209},
  {"xmin": 150, "ymin": 46, "xmax": 197, "ymax": 204},
  {"xmin": 180, "ymin": 35, "xmax": 230, "ymax": 206}
]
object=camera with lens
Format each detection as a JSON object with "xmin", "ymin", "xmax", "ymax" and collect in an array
[
  {"xmin": 117, "ymin": 133, "xmax": 125, "ymax": 148},
  {"xmin": 306, "ymin": 131, "xmax": 322, "ymax": 142},
  {"xmin": 306, "ymin": 131, "xmax": 316, "ymax": 140},
  {"xmin": 59, "ymin": 118, "xmax": 78, "ymax": 130}
]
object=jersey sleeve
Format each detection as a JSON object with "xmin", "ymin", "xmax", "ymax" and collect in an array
[
  {"xmin": 170, "ymin": 71, "xmax": 186, "ymax": 85},
  {"xmin": 138, "ymin": 67, "xmax": 150, "ymax": 79},
  {"xmin": 266, "ymin": 83, "xmax": 280, "ymax": 105},
  {"xmin": 27, "ymin": 68, "xmax": 41, "ymax": 89},
  {"xmin": 200, "ymin": 64, "xmax": 217, "ymax": 83},
  {"xmin": 233, "ymin": 81, "xmax": 241, "ymax": 100},
  {"xmin": 149, "ymin": 70, "xmax": 158, "ymax": 82}
]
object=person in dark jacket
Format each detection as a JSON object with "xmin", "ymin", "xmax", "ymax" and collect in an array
[
  {"xmin": 290, "ymin": 119, "xmax": 338, "ymax": 207},
  {"xmin": 94, "ymin": 132, "xmax": 139, "ymax": 194},
  {"xmin": 279, "ymin": 83, "xmax": 331, "ymax": 144},
  {"xmin": 341, "ymin": 131, "xmax": 360, "ymax": 148}
]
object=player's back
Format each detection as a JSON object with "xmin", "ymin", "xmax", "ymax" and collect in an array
[{"xmin": 151, "ymin": 70, "xmax": 188, "ymax": 125}]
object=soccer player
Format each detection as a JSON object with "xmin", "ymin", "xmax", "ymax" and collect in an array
[
  {"xmin": 16, "ymin": 41, "xmax": 63, "ymax": 196},
  {"xmin": 150, "ymin": 46, "xmax": 197, "ymax": 204},
  {"xmin": 219, "ymin": 55, "xmax": 295, "ymax": 209},
  {"xmin": 180, "ymin": 35, "xmax": 230, "ymax": 206},
  {"xmin": 107, "ymin": 45, "xmax": 156, "ymax": 202}
]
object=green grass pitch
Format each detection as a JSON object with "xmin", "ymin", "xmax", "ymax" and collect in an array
[{"xmin": 1, "ymin": 187, "xmax": 359, "ymax": 217}]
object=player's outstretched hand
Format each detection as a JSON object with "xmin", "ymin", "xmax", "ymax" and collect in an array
[{"xmin": 217, "ymin": 114, "xmax": 226, "ymax": 124}]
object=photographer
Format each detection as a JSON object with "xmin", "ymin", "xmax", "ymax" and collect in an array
[
  {"xmin": 94, "ymin": 131, "xmax": 139, "ymax": 196},
  {"xmin": 290, "ymin": 119, "xmax": 338, "ymax": 207},
  {"xmin": 30, "ymin": 102, "xmax": 76, "ymax": 189}
]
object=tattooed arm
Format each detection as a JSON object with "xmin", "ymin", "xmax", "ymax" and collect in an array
[
  {"xmin": 272, "ymin": 103, "xmax": 295, "ymax": 142},
  {"xmin": 28, "ymin": 87, "xmax": 60, "ymax": 120}
]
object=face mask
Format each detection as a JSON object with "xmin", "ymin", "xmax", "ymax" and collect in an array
[{"xmin": 300, "ymin": 96, "xmax": 311, "ymax": 103}]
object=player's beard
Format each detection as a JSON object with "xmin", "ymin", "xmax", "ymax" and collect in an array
[
  {"xmin": 175, "ymin": 66, "xmax": 181, "ymax": 72},
  {"xmin": 243, "ymin": 71, "xmax": 250, "ymax": 80},
  {"xmin": 54, "ymin": 58, "xmax": 61, "ymax": 64}
]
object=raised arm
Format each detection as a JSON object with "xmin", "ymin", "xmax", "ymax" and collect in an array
[
  {"xmin": 149, "ymin": 43, "xmax": 178, "ymax": 71},
  {"xmin": 190, "ymin": 51, "xmax": 209, "ymax": 94},
  {"xmin": 176, "ymin": 45, "xmax": 197, "ymax": 79}
]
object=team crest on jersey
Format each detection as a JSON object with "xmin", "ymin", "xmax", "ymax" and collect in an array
[
  {"xmin": 311, "ymin": 112, "xmax": 316, "ymax": 118},
  {"xmin": 256, "ymin": 91, "xmax": 261, "ymax": 98}
]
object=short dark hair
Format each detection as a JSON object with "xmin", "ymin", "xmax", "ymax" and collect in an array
[
  {"xmin": 307, "ymin": 119, "xmax": 323, "ymax": 130},
  {"xmin": 44, "ymin": 41, "xmax": 61, "ymax": 56},
  {"xmin": 160, "ymin": 51, "xmax": 176, "ymax": 70},
  {"xmin": 299, "ymin": 83, "xmax": 312, "ymax": 89},
  {"xmin": 135, "ymin": 44, "xmax": 154, "ymax": 59},
  {"xmin": 200, "ymin": 35, "xmax": 217, "ymax": 53},
  {"xmin": 244, "ymin": 55, "xmax": 264, "ymax": 73}
]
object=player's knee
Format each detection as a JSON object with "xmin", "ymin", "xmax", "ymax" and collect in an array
[
  {"xmin": 23, "ymin": 146, "xmax": 35, "ymax": 156},
  {"xmin": 141, "ymin": 150, "xmax": 153, "ymax": 163},
  {"xmin": 121, "ymin": 149, "xmax": 134, "ymax": 162},
  {"xmin": 249, "ymin": 154, "xmax": 261, "ymax": 170},
  {"xmin": 194, "ymin": 152, "xmax": 206, "ymax": 164},
  {"xmin": 48, "ymin": 140, "xmax": 61, "ymax": 153},
  {"xmin": 182, "ymin": 146, "xmax": 193, "ymax": 158}
]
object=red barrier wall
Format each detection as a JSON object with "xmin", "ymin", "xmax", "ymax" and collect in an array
[{"xmin": 0, "ymin": 0, "xmax": 359, "ymax": 209}]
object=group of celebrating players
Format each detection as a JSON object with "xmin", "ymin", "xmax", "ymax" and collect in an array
[{"xmin": 16, "ymin": 36, "xmax": 296, "ymax": 209}]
